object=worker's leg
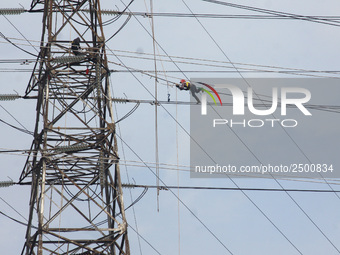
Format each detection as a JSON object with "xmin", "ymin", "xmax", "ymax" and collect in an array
[{"xmin": 192, "ymin": 92, "xmax": 201, "ymax": 104}]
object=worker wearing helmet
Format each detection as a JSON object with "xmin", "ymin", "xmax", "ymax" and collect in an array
[
  {"xmin": 176, "ymin": 79, "xmax": 201, "ymax": 103},
  {"xmin": 71, "ymin": 37, "xmax": 81, "ymax": 55},
  {"xmin": 176, "ymin": 79, "xmax": 190, "ymax": 91}
]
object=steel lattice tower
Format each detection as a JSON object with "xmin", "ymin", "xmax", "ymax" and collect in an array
[{"xmin": 18, "ymin": 0, "xmax": 129, "ymax": 254}]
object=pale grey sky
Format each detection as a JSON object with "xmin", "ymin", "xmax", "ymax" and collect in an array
[{"xmin": 1, "ymin": 0, "xmax": 340, "ymax": 254}]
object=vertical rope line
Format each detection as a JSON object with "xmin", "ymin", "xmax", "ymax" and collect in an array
[
  {"xmin": 176, "ymin": 88, "xmax": 181, "ymax": 255},
  {"xmin": 142, "ymin": 0, "xmax": 172, "ymax": 98},
  {"xmin": 150, "ymin": 0, "xmax": 160, "ymax": 211}
]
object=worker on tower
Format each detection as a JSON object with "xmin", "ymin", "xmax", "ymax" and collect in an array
[
  {"xmin": 176, "ymin": 79, "xmax": 202, "ymax": 103},
  {"xmin": 71, "ymin": 37, "xmax": 81, "ymax": 55}
]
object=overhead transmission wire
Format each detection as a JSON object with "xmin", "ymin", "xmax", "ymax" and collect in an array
[
  {"xmin": 210, "ymin": 103, "xmax": 340, "ymax": 253},
  {"xmin": 7, "ymin": 155, "xmax": 340, "ymax": 186},
  {"xmin": 109, "ymin": 92, "xmax": 340, "ymax": 115},
  {"xmin": 107, "ymin": 48, "xmax": 338, "ymax": 78},
  {"xmin": 1, "ymin": 180, "xmax": 67, "ymax": 251},
  {"xmin": 115, "ymin": 131, "xmax": 234, "ymax": 254},
  {"xmin": 0, "ymin": 118, "xmax": 33, "ymax": 136},
  {"xmin": 202, "ymin": 0, "xmax": 340, "ymax": 28},
  {"xmin": 119, "ymin": 0, "xmax": 188, "ymax": 79},
  {"xmin": 107, "ymin": 9, "xmax": 340, "ymax": 177},
  {"xmin": 1, "ymin": 37, "xmax": 340, "ymax": 79},
  {"xmin": 112, "ymin": 5, "xmax": 229, "ymax": 251},
  {"xmin": 0, "ymin": 58, "xmax": 35, "ymax": 63},
  {"xmin": 0, "ymin": 212, "xmax": 64, "ymax": 254},
  {"xmin": 191, "ymin": 98, "xmax": 340, "ymax": 114},
  {"xmin": 1, "ymin": 10, "xmax": 340, "ymax": 80},
  {"xmin": 114, "ymin": 1, "xmax": 337, "ymax": 250},
  {"xmin": 0, "ymin": 210, "xmax": 32, "ymax": 228},
  {"xmin": 185, "ymin": 0, "xmax": 339, "ymax": 189},
  {"xmin": 7, "ymin": 66, "xmax": 340, "ymax": 76},
  {"xmin": 3, "ymin": 36, "xmax": 340, "ymax": 79},
  {"xmin": 1, "ymin": 38, "xmax": 340, "ymax": 78},
  {"xmin": 0, "ymin": 11, "xmax": 39, "ymax": 56},
  {"xmin": 115, "ymin": 102, "xmax": 140, "ymax": 124},
  {"xmin": 109, "ymin": 51, "xmax": 340, "ymax": 79},
  {"xmin": 124, "ymin": 216, "xmax": 162, "ymax": 255},
  {"xmin": 102, "ymin": 0, "xmax": 135, "ymax": 27},
  {"xmin": 1, "ymin": 177, "xmax": 338, "ymax": 255},
  {"xmin": 108, "ymin": 45, "xmax": 302, "ymax": 254},
  {"xmin": 92, "ymin": 11, "xmax": 340, "ymax": 20},
  {"xmin": 4, "ymin": 178, "xmax": 340, "ymax": 193},
  {"xmin": 195, "ymin": 0, "xmax": 340, "ymax": 202},
  {"xmin": 181, "ymin": 0, "xmax": 340, "ymax": 252},
  {"xmin": 4, "ymin": 53, "xmax": 340, "ymax": 79},
  {"xmin": 0, "ymin": 32, "xmax": 37, "ymax": 57},
  {"xmin": 110, "ymin": 76, "xmax": 144, "ymax": 255},
  {"xmin": 105, "ymin": 14, "xmax": 132, "ymax": 43},
  {"xmin": 1, "ymin": 143, "xmax": 339, "ymax": 185},
  {"xmin": 119, "ymin": 2, "xmax": 340, "ymax": 253},
  {"xmin": 1, "ymin": 151, "xmax": 340, "ymax": 187},
  {"xmin": 125, "ymin": 184, "xmax": 340, "ymax": 193},
  {"xmin": 108, "ymin": 54, "xmax": 340, "ymax": 80},
  {"xmin": 0, "ymin": 105, "xmax": 32, "ymax": 135},
  {"xmin": 0, "ymin": 196, "xmax": 28, "ymax": 223},
  {"xmin": 107, "ymin": 44, "xmax": 233, "ymax": 253}
]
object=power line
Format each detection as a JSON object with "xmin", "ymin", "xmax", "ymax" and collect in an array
[
  {"xmin": 97, "ymin": 11, "xmax": 340, "ymax": 20},
  {"xmin": 2, "ymin": 36, "xmax": 340, "ymax": 79},
  {"xmin": 181, "ymin": 0, "xmax": 339, "ymax": 252},
  {"xmin": 110, "ymin": 3, "xmax": 340, "ymax": 252},
  {"xmin": 123, "ymin": 184, "xmax": 340, "ymax": 193},
  {"xmin": 0, "ymin": 210, "xmax": 32, "ymax": 228},
  {"xmin": 111, "ymin": 76, "xmax": 144, "ymax": 255},
  {"xmin": 0, "ymin": 105, "xmax": 31, "ymax": 135},
  {"xmin": 0, "ymin": 196, "xmax": 28, "ymax": 222},
  {"xmin": 108, "ymin": 54, "xmax": 340, "ymax": 79},
  {"xmin": 110, "ymin": 97, "xmax": 340, "ymax": 114},
  {"xmin": 109, "ymin": 45, "xmax": 304, "ymax": 254},
  {"xmin": 108, "ymin": 30, "xmax": 232, "ymax": 252},
  {"xmin": 0, "ymin": 32, "xmax": 37, "ymax": 57},
  {"xmin": 202, "ymin": 0, "xmax": 340, "ymax": 28},
  {"xmin": 0, "ymin": 13, "xmax": 39, "ymax": 53},
  {"xmin": 116, "ymin": 133, "xmax": 234, "ymax": 254}
]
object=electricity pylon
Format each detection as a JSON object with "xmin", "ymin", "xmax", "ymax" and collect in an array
[{"xmin": 18, "ymin": 0, "xmax": 129, "ymax": 254}]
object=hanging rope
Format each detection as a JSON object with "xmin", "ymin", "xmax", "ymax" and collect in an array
[
  {"xmin": 176, "ymin": 88, "xmax": 181, "ymax": 255},
  {"xmin": 149, "ymin": 0, "xmax": 160, "ymax": 212}
]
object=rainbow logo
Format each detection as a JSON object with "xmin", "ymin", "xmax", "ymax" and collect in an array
[{"xmin": 198, "ymin": 82, "xmax": 223, "ymax": 106}]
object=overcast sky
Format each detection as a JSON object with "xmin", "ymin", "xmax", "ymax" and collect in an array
[{"xmin": 1, "ymin": 0, "xmax": 340, "ymax": 254}]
